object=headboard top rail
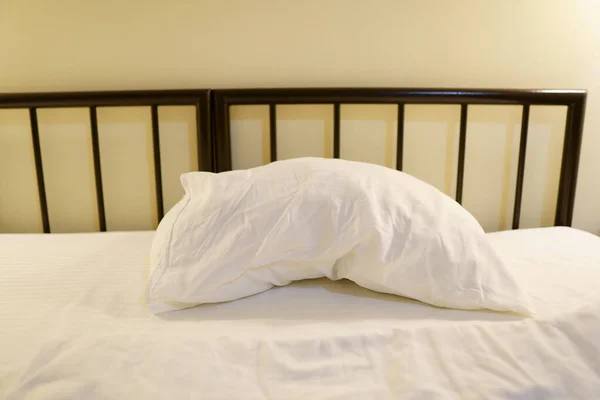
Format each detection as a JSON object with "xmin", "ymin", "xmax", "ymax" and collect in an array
[
  {"xmin": 0, "ymin": 89, "xmax": 211, "ymax": 108},
  {"xmin": 214, "ymin": 87, "xmax": 586, "ymax": 106}
]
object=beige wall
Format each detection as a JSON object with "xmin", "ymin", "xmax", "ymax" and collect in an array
[{"xmin": 1, "ymin": 0, "xmax": 599, "ymax": 233}]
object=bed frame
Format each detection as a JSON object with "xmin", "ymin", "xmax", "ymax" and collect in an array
[{"xmin": 0, "ymin": 88, "xmax": 586, "ymax": 232}]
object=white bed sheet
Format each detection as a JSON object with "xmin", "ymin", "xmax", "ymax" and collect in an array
[{"xmin": 1, "ymin": 227, "xmax": 600, "ymax": 399}]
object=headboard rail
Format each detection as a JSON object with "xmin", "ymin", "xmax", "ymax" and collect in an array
[
  {"xmin": 0, "ymin": 89, "xmax": 211, "ymax": 233},
  {"xmin": 212, "ymin": 88, "xmax": 587, "ymax": 228}
]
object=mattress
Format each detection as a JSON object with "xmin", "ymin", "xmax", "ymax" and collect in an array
[{"xmin": 1, "ymin": 227, "xmax": 600, "ymax": 399}]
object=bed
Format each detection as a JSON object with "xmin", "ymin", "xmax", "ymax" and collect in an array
[{"xmin": 1, "ymin": 88, "xmax": 599, "ymax": 399}]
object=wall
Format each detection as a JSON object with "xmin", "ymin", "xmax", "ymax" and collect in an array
[{"xmin": 1, "ymin": 0, "xmax": 599, "ymax": 233}]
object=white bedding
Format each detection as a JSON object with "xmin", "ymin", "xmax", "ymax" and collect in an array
[{"xmin": 1, "ymin": 227, "xmax": 600, "ymax": 399}]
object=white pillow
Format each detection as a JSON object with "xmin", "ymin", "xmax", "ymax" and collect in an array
[{"xmin": 146, "ymin": 157, "xmax": 534, "ymax": 315}]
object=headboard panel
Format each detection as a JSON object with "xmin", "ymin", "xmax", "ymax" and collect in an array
[
  {"xmin": 212, "ymin": 88, "xmax": 586, "ymax": 228},
  {"xmin": 0, "ymin": 90, "xmax": 211, "ymax": 233},
  {"xmin": 0, "ymin": 88, "xmax": 586, "ymax": 233}
]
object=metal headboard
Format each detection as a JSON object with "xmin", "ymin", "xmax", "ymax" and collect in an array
[
  {"xmin": 212, "ymin": 88, "xmax": 587, "ymax": 228},
  {"xmin": 0, "ymin": 90, "xmax": 212, "ymax": 233}
]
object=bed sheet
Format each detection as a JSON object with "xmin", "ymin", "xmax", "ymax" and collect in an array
[{"xmin": 1, "ymin": 227, "xmax": 600, "ymax": 399}]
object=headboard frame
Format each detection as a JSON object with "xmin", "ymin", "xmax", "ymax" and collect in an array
[
  {"xmin": 212, "ymin": 88, "xmax": 587, "ymax": 228},
  {"xmin": 0, "ymin": 88, "xmax": 587, "ymax": 233},
  {"xmin": 0, "ymin": 89, "xmax": 211, "ymax": 233}
]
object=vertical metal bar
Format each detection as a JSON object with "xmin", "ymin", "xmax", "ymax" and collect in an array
[
  {"xmin": 222, "ymin": 103, "xmax": 232, "ymax": 171},
  {"xmin": 29, "ymin": 108, "xmax": 50, "ymax": 233},
  {"xmin": 333, "ymin": 103, "xmax": 340, "ymax": 158},
  {"xmin": 213, "ymin": 92, "xmax": 232, "ymax": 172},
  {"xmin": 555, "ymin": 98, "xmax": 586, "ymax": 226},
  {"xmin": 455, "ymin": 104, "xmax": 468, "ymax": 204},
  {"xmin": 89, "ymin": 107, "xmax": 106, "ymax": 232},
  {"xmin": 150, "ymin": 105, "xmax": 164, "ymax": 222},
  {"xmin": 396, "ymin": 103, "xmax": 405, "ymax": 170},
  {"xmin": 269, "ymin": 104, "xmax": 277, "ymax": 162},
  {"xmin": 198, "ymin": 93, "xmax": 213, "ymax": 171},
  {"xmin": 555, "ymin": 106, "xmax": 574, "ymax": 226},
  {"xmin": 512, "ymin": 104, "xmax": 530, "ymax": 229}
]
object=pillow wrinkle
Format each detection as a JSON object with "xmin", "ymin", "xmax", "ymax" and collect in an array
[{"xmin": 253, "ymin": 179, "xmax": 315, "ymax": 261}]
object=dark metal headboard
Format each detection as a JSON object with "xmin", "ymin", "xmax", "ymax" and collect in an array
[
  {"xmin": 0, "ymin": 90, "xmax": 212, "ymax": 233},
  {"xmin": 212, "ymin": 88, "xmax": 587, "ymax": 228}
]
